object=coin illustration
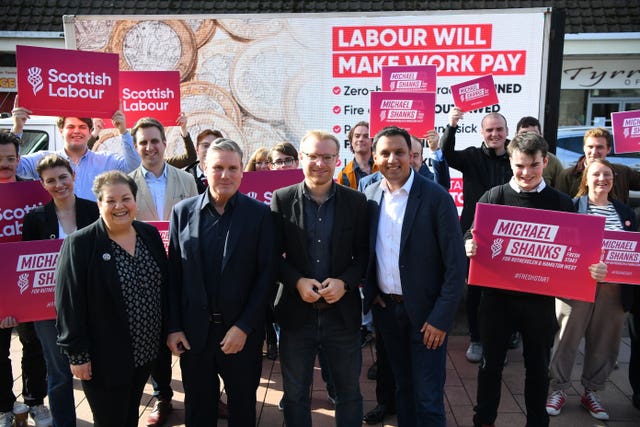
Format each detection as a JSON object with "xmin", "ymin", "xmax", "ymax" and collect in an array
[
  {"xmin": 230, "ymin": 34, "xmax": 306, "ymax": 123},
  {"xmin": 242, "ymin": 117, "xmax": 289, "ymax": 156},
  {"xmin": 217, "ymin": 17, "xmax": 285, "ymax": 41},
  {"xmin": 108, "ymin": 20, "xmax": 197, "ymax": 82},
  {"xmin": 164, "ymin": 111, "xmax": 246, "ymax": 159},
  {"xmin": 185, "ymin": 18, "xmax": 217, "ymax": 48},
  {"xmin": 180, "ymin": 81, "xmax": 242, "ymax": 126},
  {"xmin": 74, "ymin": 19, "xmax": 115, "ymax": 51},
  {"xmin": 195, "ymin": 30, "xmax": 245, "ymax": 92},
  {"xmin": 282, "ymin": 71, "xmax": 323, "ymax": 145}
]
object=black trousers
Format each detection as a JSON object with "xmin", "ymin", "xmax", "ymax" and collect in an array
[
  {"xmin": 373, "ymin": 322, "xmax": 395, "ymax": 410},
  {"xmin": 0, "ymin": 322, "xmax": 47, "ymax": 412},
  {"xmin": 82, "ymin": 362, "xmax": 151, "ymax": 427},
  {"xmin": 630, "ymin": 307, "xmax": 640, "ymax": 396},
  {"xmin": 180, "ymin": 322, "xmax": 263, "ymax": 427},
  {"xmin": 473, "ymin": 291, "xmax": 557, "ymax": 427}
]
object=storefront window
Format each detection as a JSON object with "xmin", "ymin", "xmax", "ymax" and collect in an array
[{"xmin": 559, "ymin": 90, "xmax": 587, "ymax": 126}]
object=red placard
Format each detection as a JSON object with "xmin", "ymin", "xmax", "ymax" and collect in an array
[
  {"xmin": 468, "ymin": 203, "xmax": 605, "ymax": 302},
  {"xmin": 381, "ymin": 65, "xmax": 437, "ymax": 93},
  {"xmin": 16, "ymin": 45, "xmax": 119, "ymax": 118},
  {"xmin": 0, "ymin": 181, "xmax": 50, "ymax": 243},
  {"xmin": 369, "ymin": 92, "xmax": 435, "ymax": 137},
  {"xmin": 0, "ymin": 239, "xmax": 62, "ymax": 322},
  {"xmin": 113, "ymin": 71, "xmax": 180, "ymax": 128},
  {"xmin": 146, "ymin": 221, "xmax": 170, "ymax": 254},
  {"xmin": 239, "ymin": 169, "xmax": 304, "ymax": 204},
  {"xmin": 602, "ymin": 230, "xmax": 640, "ymax": 285},
  {"xmin": 611, "ymin": 110, "xmax": 640, "ymax": 154},
  {"xmin": 450, "ymin": 74, "xmax": 499, "ymax": 112}
]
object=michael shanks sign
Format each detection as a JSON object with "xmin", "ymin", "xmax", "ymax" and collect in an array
[
  {"xmin": 16, "ymin": 45, "xmax": 119, "ymax": 118},
  {"xmin": 468, "ymin": 203, "xmax": 606, "ymax": 302}
]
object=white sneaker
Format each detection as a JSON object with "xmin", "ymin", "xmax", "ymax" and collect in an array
[
  {"xmin": 29, "ymin": 404, "xmax": 53, "ymax": 427},
  {"xmin": 465, "ymin": 342, "xmax": 483, "ymax": 362},
  {"xmin": 0, "ymin": 412, "xmax": 14, "ymax": 427},
  {"xmin": 545, "ymin": 390, "xmax": 567, "ymax": 416}
]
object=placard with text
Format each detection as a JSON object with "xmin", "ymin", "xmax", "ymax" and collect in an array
[
  {"xmin": 468, "ymin": 203, "xmax": 605, "ymax": 302},
  {"xmin": 381, "ymin": 65, "xmax": 437, "ymax": 92},
  {"xmin": 0, "ymin": 181, "xmax": 50, "ymax": 243},
  {"xmin": 239, "ymin": 169, "xmax": 304, "ymax": 204},
  {"xmin": 450, "ymin": 74, "xmax": 499, "ymax": 112},
  {"xmin": 369, "ymin": 92, "xmax": 435, "ymax": 137},
  {"xmin": 146, "ymin": 221, "xmax": 170, "ymax": 254},
  {"xmin": 0, "ymin": 239, "xmax": 62, "ymax": 322},
  {"xmin": 602, "ymin": 229, "xmax": 640, "ymax": 285},
  {"xmin": 611, "ymin": 110, "xmax": 640, "ymax": 154},
  {"xmin": 16, "ymin": 45, "xmax": 119, "ymax": 118}
]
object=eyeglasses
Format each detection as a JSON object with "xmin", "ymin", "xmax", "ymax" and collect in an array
[
  {"xmin": 301, "ymin": 152, "xmax": 338, "ymax": 163},
  {"xmin": 271, "ymin": 157, "xmax": 296, "ymax": 167}
]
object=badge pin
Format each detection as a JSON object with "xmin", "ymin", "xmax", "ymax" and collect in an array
[{"xmin": 102, "ymin": 253, "xmax": 111, "ymax": 261}]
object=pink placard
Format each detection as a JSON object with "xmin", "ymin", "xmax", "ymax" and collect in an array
[
  {"xmin": 369, "ymin": 92, "xmax": 435, "ymax": 137},
  {"xmin": 239, "ymin": 169, "xmax": 305, "ymax": 204},
  {"xmin": 146, "ymin": 221, "xmax": 170, "ymax": 254},
  {"xmin": 0, "ymin": 239, "xmax": 62, "ymax": 322},
  {"xmin": 602, "ymin": 230, "xmax": 640, "ymax": 285},
  {"xmin": 611, "ymin": 110, "xmax": 640, "ymax": 154},
  {"xmin": 0, "ymin": 181, "xmax": 51, "ymax": 243},
  {"xmin": 468, "ymin": 203, "xmax": 605, "ymax": 302},
  {"xmin": 381, "ymin": 65, "xmax": 437, "ymax": 93},
  {"xmin": 16, "ymin": 45, "xmax": 119, "ymax": 118},
  {"xmin": 450, "ymin": 74, "xmax": 499, "ymax": 112},
  {"xmin": 114, "ymin": 71, "xmax": 180, "ymax": 128}
]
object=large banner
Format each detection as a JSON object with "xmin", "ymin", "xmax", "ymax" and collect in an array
[
  {"xmin": 0, "ymin": 181, "xmax": 50, "ymax": 243},
  {"xmin": 67, "ymin": 10, "xmax": 549, "ymax": 175},
  {"xmin": 468, "ymin": 203, "xmax": 605, "ymax": 302},
  {"xmin": 0, "ymin": 239, "xmax": 62, "ymax": 322}
]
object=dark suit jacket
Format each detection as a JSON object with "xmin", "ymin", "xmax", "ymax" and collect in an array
[
  {"xmin": 167, "ymin": 191, "xmax": 275, "ymax": 353},
  {"xmin": 55, "ymin": 219, "xmax": 168, "ymax": 387},
  {"xmin": 22, "ymin": 197, "xmax": 99, "ymax": 241},
  {"xmin": 270, "ymin": 182, "xmax": 368, "ymax": 330},
  {"xmin": 363, "ymin": 172, "xmax": 466, "ymax": 333}
]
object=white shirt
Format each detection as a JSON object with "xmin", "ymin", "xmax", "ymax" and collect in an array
[
  {"xmin": 375, "ymin": 170, "xmax": 415, "ymax": 295},
  {"xmin": 141, "ymin": 163, "xmax": 168, "ymax": 220},
  {"xmin": 509, "ymin": 177, "xmax": 546, "ymax": 193}
]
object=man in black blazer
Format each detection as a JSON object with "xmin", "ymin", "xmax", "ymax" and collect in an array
[
  {"xmin": 271, "ymin": 130, "xmax": 368, "ymax": 426},
  {"xmin": 166, "ymin": 139, "xmax": 275, "ymax": 426},
  {"xmin": 363, "ymin": 126, "xmax": 466, "ymax": 427}
]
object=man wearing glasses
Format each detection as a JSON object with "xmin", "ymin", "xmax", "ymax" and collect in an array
[
  {"xmin": 268, "ymin": 142, "xmax": 299, "ymax": 170},
  {"xmin": 271, "ymin": 130, "xmax": 368, "ymax": 426}
]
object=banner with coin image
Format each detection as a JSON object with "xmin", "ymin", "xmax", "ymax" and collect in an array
[
  {"xmin": 602, "ymin": 229, "xmax": 640, "ymax": 285},
  {"xmin": 0, "ymin": 239, "xmax": 62, "ymax": 322},
  {"xmin": 468, "ymin": 203, "xmax": 605, "ymax": 302},
  {"xmin": 16, "ymin": 45, "xmax": 119, "ymax": 118},
  {"xmin": 0, "ymin": 181, "xmax": 51, "ymax": 243},
  {"xmin": 67, "ymin": 11, "xmax": 549, "ymax": 187}
]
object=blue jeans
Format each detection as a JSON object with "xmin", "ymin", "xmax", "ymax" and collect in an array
[
  {"xmin": 280, "ymin": 308, "xmax": 362, "ymax": 427},
  {"xmin": 373, "ymin": 300, "xmax": 447, "ymax": 427},
  {"xmin": 33, "ymin": 320, "xmax": 76, "ymax": 427}
]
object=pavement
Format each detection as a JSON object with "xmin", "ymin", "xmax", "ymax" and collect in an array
[{"xmin": 8, "ymin": 331, "xmax": 640, "ymax": 426}]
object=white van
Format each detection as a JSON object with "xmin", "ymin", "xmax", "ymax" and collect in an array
[{"xmin": 0, "ymin": 115, "xmax": 65, "ymax": 154}]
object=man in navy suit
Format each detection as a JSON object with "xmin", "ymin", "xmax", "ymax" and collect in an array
[
  {"xmin": 363, "ymin": 126, "xmax": 466, "ymax": 426},
  {"xmin": 166, "ymin": 138, "xmax": 275, "ymax": 426}
]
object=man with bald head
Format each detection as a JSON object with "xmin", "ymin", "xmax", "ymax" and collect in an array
[{"xmin": 441, "ymin": 108, "xmax": 513, "ymax": 364}]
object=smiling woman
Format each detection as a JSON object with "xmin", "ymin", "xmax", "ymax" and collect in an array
[{"xmin": 55, "ymin": 170, "xmax": 168, "ymax": 426}]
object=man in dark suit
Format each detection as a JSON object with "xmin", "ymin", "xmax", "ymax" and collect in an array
[
  {"xmin": 363, "ymin": 126, "xmax": 466, "ymax": 426},
  {"xmin": 166, "ymin": 138, "xmax": 275, "ymax": 426},
  {"xmin": 271, "ymin": 130, "xmax": 368, "ymax": 426}
]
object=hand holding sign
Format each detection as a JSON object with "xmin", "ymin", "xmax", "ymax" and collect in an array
[
  {"xmin": 448, "ymin": 106, "xmax": 464, "ymax": 127},
  {"xmin": 11, "ymin": 96, "xmax": 31, "ymax": 135}
]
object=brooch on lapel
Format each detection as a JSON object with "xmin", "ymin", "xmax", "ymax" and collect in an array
[{"xmin": 102, "ymin": 253, "xmax": 111, "ymax": 261}]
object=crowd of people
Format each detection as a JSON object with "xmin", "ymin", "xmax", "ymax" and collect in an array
[{"xmin": 0, "ymin": 103, "xmax": 638, "ymax": 427}]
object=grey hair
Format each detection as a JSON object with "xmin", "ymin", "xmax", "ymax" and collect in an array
[{"xmin": 207, "ymin": 138, "xmax": 243, "ymax": 164}]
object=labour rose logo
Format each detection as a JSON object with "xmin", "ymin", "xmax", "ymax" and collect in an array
[
  {"xmin": 17, "ymin": 273, "xmax": 30, "ymax": 294},
  {"xmin": 27, "ymin": 67, "xmax": 44, "ymax": 95}
]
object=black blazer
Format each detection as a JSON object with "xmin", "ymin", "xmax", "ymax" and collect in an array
[
  {"xmin": 363, "ymin": 172, "xmax": 466, "ymax": 333},
  {"xmin": 167, "ymin": 192, "xmax": 276, "ymax": 353},
  {"xmin": 270, "ymin": 182, "xmax": 368, "ymax": 330},
  {"xmin": 22, "ymin": 197, "xmax": 99, "ymax": 241},
  {"xmin": 55, "ymin": 219, "xmax": 168, "ymax": 387}
]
